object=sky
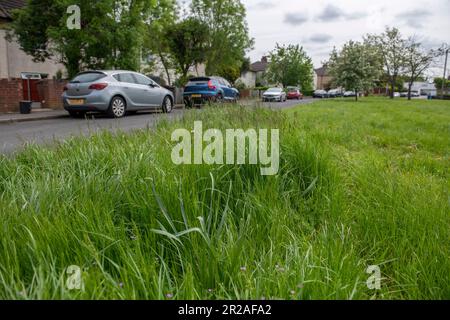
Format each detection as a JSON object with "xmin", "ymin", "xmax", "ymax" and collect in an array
[{"xmin": 244, "ymin": 0, "xmax": 450, "ymax": 75}]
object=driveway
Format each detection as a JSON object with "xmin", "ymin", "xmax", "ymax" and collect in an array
[{"xmin": 0, "ymin": 99, "xmax": 313, "ymax": 154}]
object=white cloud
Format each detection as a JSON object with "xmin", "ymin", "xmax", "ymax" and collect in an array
[{"xmin": 244, "ymin": 0, "xmax": 450, "ymax": 67}]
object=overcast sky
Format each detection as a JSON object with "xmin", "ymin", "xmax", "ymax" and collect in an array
[{"xmin": 244, "ymin": 0, "xmax": 450, "ymax": 74}]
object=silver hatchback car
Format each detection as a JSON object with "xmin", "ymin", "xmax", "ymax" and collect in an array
[{"xmin": 62, "ymin": 70, "xmax": 174, "ymax": 118}]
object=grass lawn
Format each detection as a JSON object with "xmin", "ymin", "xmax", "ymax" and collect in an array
[{"xmin": 0, "ymin": 97, "xmax": 449, "ymax": 299}]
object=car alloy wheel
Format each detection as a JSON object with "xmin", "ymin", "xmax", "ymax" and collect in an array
[
  {"xmin": 162, "ymin": 96, "xmax": 172, "ymax": 113},
  {"xmin": 109, "ymin": 97, "xmax": 126, "ymax": 118}
]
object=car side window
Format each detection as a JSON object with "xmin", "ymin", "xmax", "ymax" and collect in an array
[
  {"xmin": 134, "ymin": 74, "xmax": 152, "ymax": 86},
  {"xmin": 117, "ymin": 73, "xmax": 135, "ymax": 84}
]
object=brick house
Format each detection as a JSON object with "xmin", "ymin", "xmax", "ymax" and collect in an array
[
  {"xmin": 0, "ymin": 0, "xmax": 66, "ymax": 113},
  {"xmin": 314, "ymin": 66, "xmax": 333, "ymax": 90}
]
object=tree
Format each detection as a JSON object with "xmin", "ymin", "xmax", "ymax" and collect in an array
[
  {"xmin": 366, "ymin": 27, "xmax": 408, "ymax": 99},
  {"xmin": 434, "ymin": 78, "xmax": 450, "ymax": 92},
  {"xmin": 165, "ymin": 18, "xmax": 209, "ymax": 86},
  {"xmin": 404, "ymin": 38, "xmax": 437, "ymax": 100},
  {"xmin": 328, "ymin": 41, "xmax": 382, "ymax": 101},
  {"xmin": 8, "ymin": 0, "xmax": 156, "ymax": 78},
  {"xmin": 190, "ymin": 0, "xmax": 254, "ymax": 75},
  {"xmin": 143, "ymin": 0, "xmax": 178, "ymax": 85},
  {"xmin": 266, "ymin": 44, "xmax": 314, "ymax": 91},
  {"xmin": 217, "ymin": 65, "xmax": 241, "ymax": 84}
]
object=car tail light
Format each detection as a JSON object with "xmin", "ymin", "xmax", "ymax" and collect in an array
[
  {"xmin": 89, "ymin": 83, "xmax": 108, "ymax": 90},
  {"xmin": 63, "ymin": 85, "xmax": 68, "ymax": 91},
  {"xmin": 208, "ymin": 80, "xmax": 216, "ymax": 90}
]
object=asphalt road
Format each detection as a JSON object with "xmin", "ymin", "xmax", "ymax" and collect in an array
[{"xmin": 0, "ymin": 98, "xmax": 313, "ymax": 154}]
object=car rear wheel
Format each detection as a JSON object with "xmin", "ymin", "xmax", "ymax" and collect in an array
[
  {"xmin": 162, "ymin": 96, "xmax": 173, "ymax": 113},
  {"xmin": 108, "ymin": 96, "xmax": 126, "ymax": 118}
]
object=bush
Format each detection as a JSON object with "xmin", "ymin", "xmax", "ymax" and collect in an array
[{"xmin": 234, "ymin": 79, "xmax": 246, "ymax": 90}]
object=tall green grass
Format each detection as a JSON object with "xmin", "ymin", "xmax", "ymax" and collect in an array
[{"xmin": 0, "ymin": 98, "xmax": 449, "ymax": 299}]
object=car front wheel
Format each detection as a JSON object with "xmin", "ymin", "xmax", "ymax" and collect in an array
[
  {"xmin": 108, "ymin": 96, "xmax": 126, "ymax": 118},
  {"xmin": 162, "ymin": 96, "xmax": 173, "ymax": 113}
]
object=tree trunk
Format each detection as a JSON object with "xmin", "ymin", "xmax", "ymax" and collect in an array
[
  {"xmin": 355, "ymin": 90, "xmax": 358, "ymax": 102},
  {"xmin": 159, "ymin": 52, "xmax": 171, "ymax": 86},
  {"xmin": 390, "ymin": 80, "xmax": 395, "ymax": 99},
  {"xmin": 407, "ymin": 82, "xmax": 413, "ymax": 100}
]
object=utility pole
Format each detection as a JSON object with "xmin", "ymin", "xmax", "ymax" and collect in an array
[{"xmin": 442, "ymin": 48, "xmax": 449, "ymax": 99}]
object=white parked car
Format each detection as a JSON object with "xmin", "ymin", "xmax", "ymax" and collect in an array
[
  {"xmin": 262, "ymin": 88, "xmax": 287, "ymax": 102},
  {"xmin": 343, "ymin": 91, "xmax": 356, "ymax": 97}
]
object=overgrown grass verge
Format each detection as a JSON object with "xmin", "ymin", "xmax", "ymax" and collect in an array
[{"xmin": 0, "ymin": 98, "xmax": 449, "ymax": 299}]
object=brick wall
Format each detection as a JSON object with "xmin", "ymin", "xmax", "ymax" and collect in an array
[
  {"xmin": 0, "ymin": 78, "xmax": 23, "ymax": 113},
  {"xmin": 0, "ymin": 78, "xmax": 67, "ymax": 113},
  {"xmin": 36, "ymin": 79, "xmax": 67, "ymax": 109}
]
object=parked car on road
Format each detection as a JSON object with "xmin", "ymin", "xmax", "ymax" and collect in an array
[
  {"xmin": 327, "ymin": 89, "xmax": 342, "ymax": 98},
  {"xmin": 401, "ymin": 91, "xmax": 420, "ymax": 98},
  {"xmin": 393, "ymin": 92, "xmax": 401, "ymax": 98},
  {"xmin": 62, "ymin": 70, "xmax": 174, "ymax": 118},
  {"xmin": 183, "ymin": 76, "xmax": 239, "ymax": 108},
  {"xmin": 286, "ymin": 87, "xmax": 304, "ymax": 100},
  {"xmin": 313, "ymin": 90, "xmax": 328, "ymax": 98},
  {"xmin": 262, "ymin": 88, "xmax": 287, "ymax": 102},
  {"xmin": 343, "ymin": 91, "xmax": 356, "ymax": 97}
]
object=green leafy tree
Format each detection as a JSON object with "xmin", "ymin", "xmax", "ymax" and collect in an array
[
  {"xmin": 143, "ymin": 0, "xmax": 177, "ymax": 85},
  {"xmin": 190, "ymin": 0, "xmax": 254, "ymax": 75},
  {"xmin": 328, "ymin": 41, "xmax": 382, "ymax": 101},
  {"xmin": 240, "ymin": 57, "xmax": 251, "ymax": 73},
  {"xmin": 217, "ymin": 65, "xmax": 241, "ymax": 84},
  {"xmin": 434, "ymin": 78, "xmax": 450, "ymax": 91},
  {"xmin": 366, "ymin": 27, "xmax": 408, "ymax": 99},
  {"xmin": 266, "ymin": 44, "xmax": 313, "ymax": 91},
  {"xmin": 165, "ymin": 18, "xmax": 209, "ymax": 86},
  {"xmin": 404, "ymin": 38, "xmax": 438, "ymax": 100},
  {"xmin": 8, "ymin": 0, "xmax": 156, "ymax": 78}
]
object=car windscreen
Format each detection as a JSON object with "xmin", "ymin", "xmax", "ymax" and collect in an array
[
  {"xmin": 71, "ymin": 72, "xmax": 106, "ymax": 83},
  {"xmin": 267, "ymin": 88, "xmax": 281, "ymax": 92}
]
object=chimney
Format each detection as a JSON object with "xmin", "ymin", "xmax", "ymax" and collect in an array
[{"xmin": 261, "ymin": 56, "xmax": 268, "ymax": 63}]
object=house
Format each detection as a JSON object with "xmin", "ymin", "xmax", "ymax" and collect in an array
[
  {"xmin": 314, "ymin": 66, "xmax": 333, "ymax": 90},
  {"xmin": 141, "ymin": 54, "xmax": 206, "ymax": 86},
  {"xmin": 1, "ymin": 0, "xmax": 67, "ymax": 112},
  {"xmin": 403, "ymin": 82, "xmax": 437, "ymax": 96},
  {"xmin": 0, "ymin": 0, "xmax": 65, "ymax": 79},
  {"xmin": 238, "ymin": 56, "xmax": 269, "ymax": 88}
]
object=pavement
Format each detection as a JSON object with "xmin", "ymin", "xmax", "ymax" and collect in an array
[
  {"xmin": 0, "ymin": 109, "xmax": 67, "ymax": 124},
  {"xmin": 0, "ymin": 98, "xmax": 313, "ymax": 154}
]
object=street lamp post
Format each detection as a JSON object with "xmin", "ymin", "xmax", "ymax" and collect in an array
[{"xmin": 442, "ymin": 48, "xmax": 449, "ymax": 99}]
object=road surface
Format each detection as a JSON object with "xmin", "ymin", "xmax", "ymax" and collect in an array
[{"xmin": 0, "ymin": 99, "xmax": 313, "ymax": 154}]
